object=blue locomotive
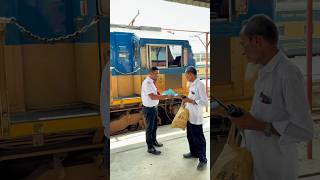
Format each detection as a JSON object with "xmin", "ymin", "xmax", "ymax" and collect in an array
[{"xmin": 109, "ymin": 31, "xmax": 196, "ymax": 134}]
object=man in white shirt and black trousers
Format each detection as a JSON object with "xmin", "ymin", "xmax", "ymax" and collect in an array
[
  {"xmin": 231, "ymin": 14, "xmax": 314, "ymax": 179},
  {"xmin": 141, "ymin": 67, "xmax": 173, "ymax": 155},
  {"xmin": 182, "ymin": 66, "xmax": 208, "ymax": 170}
]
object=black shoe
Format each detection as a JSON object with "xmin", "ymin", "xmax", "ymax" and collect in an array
[
  {"xmin": 197, "ymin": 161, "xmax": 207, "ymax": 170},
  {"xmin": 148, "ymin": 148, "xmax": 161, "ymax": 155},
  {"xmin": 154, "ymin": 141, "xmax": 163, "ymax": 147},
  {"xmin": 183, "ymin": 153, "xmax": 198, "ymax": 159}
]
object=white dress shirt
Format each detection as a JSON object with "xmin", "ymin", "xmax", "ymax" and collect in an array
[
  {"xmin": 244, "ymin": 51, "xmax": 314, "ymax": 180},
  {"xmin": 186, "ymin": 78, "xmax": 208, "ymax": 125},
  {"xmin": 141, "ymin": 76, "xmax": 159, "ymax": 107}
]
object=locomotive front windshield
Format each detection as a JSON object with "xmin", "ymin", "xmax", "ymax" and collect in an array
[{"xmin": 168, "ymin": 45, "xmax": 182, "ymax": 67}]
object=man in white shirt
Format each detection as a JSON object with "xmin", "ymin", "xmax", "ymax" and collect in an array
[
  {"xmin": 182, "ymin": 66, "xmax": 208, "ymax": 170},
  {"xmin": 231, "ymin": 14, "xmax": 314, "ymax": 179},
  {"xmin": 141, "ymin": 67, "xmax": 172, "ymax": 155}
]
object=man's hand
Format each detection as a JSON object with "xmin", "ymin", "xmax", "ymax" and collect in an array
[
  {"xmin": 164, "ymin": 94, "xmax": 174, "ymax": 99},
  {"xmin": 176, "ymin": 95, "xmax": 186, "ymax": 99},
  {"xmin": 212, "ymin": 107, "xmax": 228, "ymax": 117},
  {"xmin": 230, "ymin": 111, "xmax": 264, "ymax": 130},
  {"xmin": 182, "ymin": 97, "xmax": 195, "ymax": 104},
  {"xmin": 230, "ymin": 110, "xmax": 280, "ymax": 136},
  {"xmin": 149, "ymin": 94, "xmax": 173, "ymax": 100}
]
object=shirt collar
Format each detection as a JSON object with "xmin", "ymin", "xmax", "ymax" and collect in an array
[
  {"xmin": 190, "ymin": 77, "xmax": 200, "ymax": 87},
  {"xmin": 146, "ymin": 76, "xmax": 154, "ymax": 82},
  {"xmin": 260, "ymin": 50, "xmax": 283, "ymax": 73}
]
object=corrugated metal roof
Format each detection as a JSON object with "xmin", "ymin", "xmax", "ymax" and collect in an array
[
  {"xmin": 165, "ymin": 0, "xmax": 209, "ymax": 8},
  {"xmin": 110, "ymin": 25, "xmax": 189, "ymax": 40},
  {"xmin": 110, "ymin": 25, "xmax": 207, "ymax": 53}
]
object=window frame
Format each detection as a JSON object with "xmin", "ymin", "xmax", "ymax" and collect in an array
[
  {"xmin": 167, "ymin": 44, "xmax": 183, "ymax": 68},
  {"xmin": 148, "ymin": 44, "xmax": 168, "ymax": 69}
]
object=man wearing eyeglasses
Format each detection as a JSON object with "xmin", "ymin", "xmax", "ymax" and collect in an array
[{"xmin": 231, "ymin": 14, "xmax": 314, "ymax": 180}]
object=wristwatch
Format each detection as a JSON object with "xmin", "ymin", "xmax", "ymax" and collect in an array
[
  {"xmin": 264, "ymin": 123, "xmax": 272, "ymax": 137},
  {"xmin": 192, "ymin": 100, "xmax": 197, "ymax": 105}
]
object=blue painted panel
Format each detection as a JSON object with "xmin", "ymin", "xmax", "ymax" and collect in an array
[
  {"xmin": 140, "ymin": 38, "xmax": 190, "ymax": 47},
  {"xmin": 0, "ymin": 0, "xmax": 108, "ymax": 45},
  {"xmin": 110, "ymin": 32, "xmax": 136, "ymax": 74},
  {"xmin": 19, "ymin": 0, "xmax": 74, "ymax": 44},
  {"xmin": 211, "ymin": 0, "xmax": 275, "ymax": 37}
]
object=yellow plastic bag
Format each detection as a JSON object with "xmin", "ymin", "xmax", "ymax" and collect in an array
[
  {"xmin": 171, "ymin": 104, "xmax": 189, "ymax": 130},
  {"xmin": 211, "ymin": 123, "xmax": 253, "ymax": 180}
]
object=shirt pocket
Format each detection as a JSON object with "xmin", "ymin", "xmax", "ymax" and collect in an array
[
  {"xmin": 256, "ymin": 97, "xmax": 273, "ymax": 121},
  {"xmin": 188, "ymin": 87, "xmax": 197, "ymax": 100},
  {"xmin": 257, "ymin": 96, "xmax": 288, "ymax": 124}
]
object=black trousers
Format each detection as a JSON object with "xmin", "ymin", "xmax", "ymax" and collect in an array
[
  {"xmin": 102, "ymin": 137, "xmax": 110, "ymax": 178},
  {"xmin": 142, "ymin": 106, "xmax": 158, "ymax": 149},
  {"xmin": 104, "ymin": 137, "xmax": 110, "ymax": 169},
  {"xmin": 187, "ymin": 121, "xmax": 207, "ymax": 163}
]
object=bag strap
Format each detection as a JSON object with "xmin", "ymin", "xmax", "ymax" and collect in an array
[
  {"xmin": 227, "ymin": 122, "xmax": 245, "ymax": 146},
  {"xmin": 226, "ymin": 123, "xmax": 236, "ymax": 145}
]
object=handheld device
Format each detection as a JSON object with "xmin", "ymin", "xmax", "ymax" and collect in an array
[{"xmin": 213, "ymin": 98, "xmax": 244, "ymax": 118}]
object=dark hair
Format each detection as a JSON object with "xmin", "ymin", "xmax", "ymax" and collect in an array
[
  {"xmin": 149, "ymin": 66, "xmax": 159, "ymax": 73},
  {"xmin": 185, "ymin": 66, "xmax": 197, "ymax": 76},
  {"xmin": 241, "ymin": 14, "xmax": 279, "ymax": 45}
]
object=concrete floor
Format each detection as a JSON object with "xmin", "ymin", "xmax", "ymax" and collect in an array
[
  {"xmin": 110, "ymin": 104, "xmax": 320, "ymax": 180},
  {"xmin": 300, "ymin": 175, "xmax": 320, "ymax": 180},
  {"xmin": 110, "ymin": 115, "xmax": 210, "ymax": 180},
  {"xmin": 298, "ymin": 119, "xmax": 320, "ymax": 179}
]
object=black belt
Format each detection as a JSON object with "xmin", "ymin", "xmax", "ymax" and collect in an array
[{"xmin": 143, "ymin": 105, "xmax": 157, "ymax": 108}]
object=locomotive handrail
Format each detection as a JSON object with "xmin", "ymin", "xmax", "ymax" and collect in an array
[
  {"xmin": 111, "ymin": 67, "xmax": 141, "ymax": 75},
  {"xmin": 0, "ymin": 16, "xmax": 100, "ymax": 43}
]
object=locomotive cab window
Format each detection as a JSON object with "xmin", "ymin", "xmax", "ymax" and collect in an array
[
  {"xmin": 212, "ymin": 0, "xmax": 229, "ymax": 19},
  {"xmin": 168, "ymin": 45, "xmax": 182, "ymax": 68},
  {"xmin": 212, "ymin": 0, "xmax": 248, "ymax": 20},
  {"xmin": 149, "ymin": 45, "xmax": 167, "ymax": 68}
]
